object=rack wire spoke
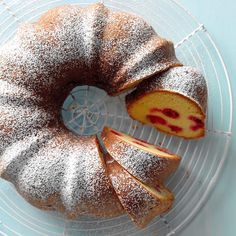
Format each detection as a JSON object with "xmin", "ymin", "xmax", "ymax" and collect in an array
[{"xmin": 0, "ymin": 0, "xmax": 21, "ymax": 23}]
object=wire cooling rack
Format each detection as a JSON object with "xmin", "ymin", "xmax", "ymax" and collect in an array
[{"xmin": 0, "ymin": 0, "xmax": 233, "ymax": 235}]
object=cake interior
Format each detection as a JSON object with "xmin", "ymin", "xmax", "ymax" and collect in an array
[{"xmin": 128, "ymin": 90, "xmax": 205, "ymax": 138}]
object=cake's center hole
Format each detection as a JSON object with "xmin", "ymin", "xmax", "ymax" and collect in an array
[{"xmin": 61, "ymin": 86, "xmax": 108, "ymax": 136}]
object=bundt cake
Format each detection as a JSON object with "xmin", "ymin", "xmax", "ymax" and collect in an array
[
  {"xmin": 101, "ymin": 127, "xmax": 181, "ymax": 185},
  {"xmin": 103, "ymin": 152, "xmax": 174, "ymax": 228},
  {"xmin": 0, "ymin": 2, "xmax": 184, "ymax": 228},
  {"xmin": 126, "ymin": 66, "xmax": 208, "ymax": 139}
]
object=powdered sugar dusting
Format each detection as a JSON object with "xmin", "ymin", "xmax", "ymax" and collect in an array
[
  {"xmin": 102, "ymin": 128, "xmax": 180, "ymax": 185},
  {"xmin": 1, "ymin": 132, "xmax": 44, "ymax": 169},
  {"xmin": 0, "ymin": 128, "xmax": 55, "ymax": 181},
  {"xmin": 110, "ymin": 171, "xmax": 159, "ymax": 217},
  {"xmin": 3, "ymin": 131, "xmax": 123, "ymax": 217},
  {"xmin": 0, "ymin": 80, "xmax": 32, "ymax": 99},
  {"xmin": 115, "ymin": 38, "xmax": 181, "ymax": 91},
  {"xmin": 0, "ymin": 32, "xmax": 54, "ymax": 95},
  {"xmin": 58, "ymin": 135, "xmax": 119, "ymax": 215},
  {"xmin": 107, "ymin": 160, "xmax": 161, "ymax": 226},
  {"xmin": 0, "ymin": 100, "xmax": 55, "ymax": 157},
  {"xmin": 98, "ymin": 10, "xmax": 158, "ymax": 90},
  {"xmin": 109, "ymin": 141, "xmax": 169, "ymax": 184},
  {"xmin": 60, "ymin": 151, "xmax": 79, "ymax": 210}
]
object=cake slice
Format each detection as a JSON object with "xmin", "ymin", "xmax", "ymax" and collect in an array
[
  {"xmin": 102, "ymin": 152, "xmax": 174, "ymax": 228},
  {"xmin": 126, "ymin": 66, "xmax": 207, "ymax": 139},
  {"xmin": 101, "ymin": 127, "xmax": 181, "ymax": 185}
]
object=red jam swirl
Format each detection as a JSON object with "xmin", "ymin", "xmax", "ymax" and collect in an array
[
  {"xmin": 149, "ymin": 107, "xmax": 180, "ymax": 119},
  {"xmin": 146, "ymin": 115, "xmax": 167, "ymax": 125},
  {"xmin": 189, "ymin": 115, "xmax": 204, "ymax": 131},
  {"xmin": 168, "ymin": 125, "xmax": 183, "ymax": 133},
  {"xmin": 162, "ymin": 108, "xmax": 179, "ymax": 119}
]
